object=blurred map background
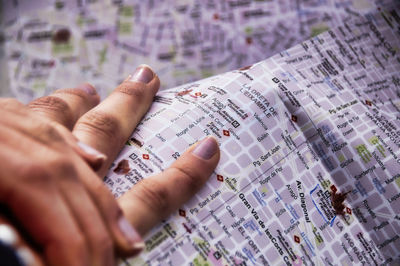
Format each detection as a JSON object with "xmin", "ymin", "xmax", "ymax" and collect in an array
[{"xmin": 0, "ymin": 0, "xmax": 390, "ymax": 102}]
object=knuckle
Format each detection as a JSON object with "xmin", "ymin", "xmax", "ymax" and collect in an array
[
  {"xmin": 136, "ymin": 179, "xmax": 170, "ymax": 216},
  {"xmin": 29, "ymin": 95, "xmax": 70, "ymax": 114},
  {"xmin": 76, "ymin": 110, "xmax": 121, "ymax": 140},
  {"xmin": 115, "ymin": 82, "xmax": 148, "ymax": 100},
  {"xmin": 29, "ymin": 96, "xmax": 74, "ymax": 126},
  {"xmin": 22, "ymin": 155, "xmax": 77, "ymax": 185},
  {"xmin": 94, "ymin": 233, "xmax": 113, "ymax": 255},
  {"xmin": 52, "ymin": 157, "xmax": 78, "ymax": 180},
  {"xmin": 23, "ymin": 118, "xmax": 64, "ymax": 143},
  {"xmin": 37, "ymin": 121, "xmax": 64, "ymax": 141},
  {"xmin": 54, "ymin": 88, "xmax": 87, "ymax": 100},
  {"xmin": 19, "ymin": 160, "xmax": 52, "ymax": 184}
]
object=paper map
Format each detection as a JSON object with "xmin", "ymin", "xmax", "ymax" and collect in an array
[
  {"xmin": 2, "ymin": 0, "xmax": 400, "ymax": 265},
  {"xmin": 1, "ymin": 0, "xmax": 395, "ymax": 101},
  {"xmin": 103, "ymin": 2, "xmax": 400, "ymax": 265}
]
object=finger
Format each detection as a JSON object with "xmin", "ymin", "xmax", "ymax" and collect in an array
[
  {"xmin": 76, "ymin": 166, "xmax": 144, "ymax": 258},
  {"xmin": 1, "ymin": 151, "xmax": 113, "ymax": 266},
  {"xmin": 0, "ymin": 116, "xmax": 139, "ymax": 260},
  {"xmin": 28, "ymin": 84, "xmax": 100, "ymax": 130},
  {"xmin": 50, "ymin": 123, "xmax": 108, "ymax": 171},
  {"xmin": 57, "ymin": 173, "xmax": 115, "ymax": 266},
  {"xmin": 74, "ymin": 141, "xmax": 107, "ymax": 171},
  {"xmin": 0, "ymin": 132, "xmax": 90, "ymax": 266},
  {"xmin": 0, "ymin": 142, "xmax": 89, "ymax": 266},
  {"xmin": 73, "ymin": 65, "xmax": 160, "ymax": 176},
  {"xmin": 0, "ymin": 217, "xmax": 44, "ymax": 266},
  {"xmin": 118, "ymin": 137, "xmax": 220, "ymax": 235}
]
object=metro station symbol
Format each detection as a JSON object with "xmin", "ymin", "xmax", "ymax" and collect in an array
[
  {"xmin": 217, "ymin": 175, "xmax": 224, "ymax": 182},
  {"xmin": 142, "ymin": 154, "xmax": 150, "ymax": 160},
  {"xmin": 223, "ymin": 130, "xmax": 230, "ymax": 136},
  {"xmin": 346, "ymin": 207, "xmax": 352, "ymax": 215},
  {"xmin": 213, "ymin": 251, "xmax": 222, "ymax": 260},
  {"xmin": 291, "ymin": 115, "xmax": 298, "ymax": 123},
  {"xmin": 294, "ymin": 235, "xmax": 300, "ymax": 243},
  {"xmin": 232, "ymin": 120, "xmax": 240, "ymax": 128},
  {"xmin": 365, "ymin": 100, "xmax": 372, "ymax": 106}
]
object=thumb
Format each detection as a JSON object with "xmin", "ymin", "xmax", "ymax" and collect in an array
[{"xmin": 117, "ymin": 136, "xmax": 220, "ymax": 237}]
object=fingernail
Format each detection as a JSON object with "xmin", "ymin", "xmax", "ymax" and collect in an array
[
  {"xmin": 77, "ymin": 83, "xmax": 97, "ymax": 95},
  {"xmin": 77, "ymin": 141, "xmax": 107, "ymax": 161},
  {"xmin": 192, "ymin": 137, "xmax": 218, "ymax": 160},
  {"xmin": 0, "ymin": 225, "xmax": 18, "ymax": 246},
  {"xmin": 118, "ymin": 217, "xmax": 145, "ymax": 251},
  {"xmin": 129, "ymin": 64, "xmax": 154, "ymax": 84}
]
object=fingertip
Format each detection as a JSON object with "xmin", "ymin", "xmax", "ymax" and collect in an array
[
  {"xmin": 75, "ymin": 83, "xmax": 101, "ymax": 105},
  {"xmin": 171, "ymin": 136, "xmax": 220, "ymax": 187},
  {"xmin": 115, "ymin": 216, "xmax": 145, "ymax": 257},
  {"xmin": 191, "ymin": 136, "xmax": 220, "ymax": 161},
  {"xmin": 128, "ymin": 65, "xmax": 154, "ymax": 84},
  {"xmin": 76, "ymin": 83, "xmax": 97, "ymax": 96},
  {"xmin": 172, "ymin": 136, "xmax": 220, "ymax": 178},
  {"xmin": 124, "ymin": 64, "xmax": 160, "ymax": 95},
  {"xmin": 75, "ymin": 141, "xmax": 107, "ymax": 171},
  {"xmin": 152, "ymin": 72, "xmax": 161, "ymax": 94}
]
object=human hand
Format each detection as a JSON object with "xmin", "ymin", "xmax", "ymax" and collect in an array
[
  {"xmin": 0, "ymin": 65, "xmax": 220, "ymax": 265},
  {"xmin": 0, "ymin": 86, "xmax": 141, "ymax": 265}
]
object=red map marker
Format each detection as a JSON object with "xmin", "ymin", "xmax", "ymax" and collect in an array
[
  {"xmin": 246, "ymin": 37, "xmax": 252, "ymax": 45},
  {"xmin": 179, "ymin": 209, "xmax": 186, "ymax": 217}
]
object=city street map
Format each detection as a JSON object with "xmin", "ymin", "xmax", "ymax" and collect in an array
[
  {"xmin": 1, "ymin": 0, "xmax": 397, "ymax": 101},
  {"xmin": 1, "ymin": 0, "xmax": 400, "ymax": 265},
  {"xmin": 103, "ymin": 2, "xmax": 400, "ymax": 265}
]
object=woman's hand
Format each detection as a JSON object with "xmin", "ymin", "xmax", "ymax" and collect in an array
[{"xmin": 0, "ymin": 65, "xmax": 220, "ymax": 265}]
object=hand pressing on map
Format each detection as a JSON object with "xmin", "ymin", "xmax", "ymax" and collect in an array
[{"xmin": 0, "ymin": 65, "xmax": 220, "ymax": 266}]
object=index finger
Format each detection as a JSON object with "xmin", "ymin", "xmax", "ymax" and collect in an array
[{"xmin": 117, "ymin": 137, "xmax": 220, "ymax": 235}]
